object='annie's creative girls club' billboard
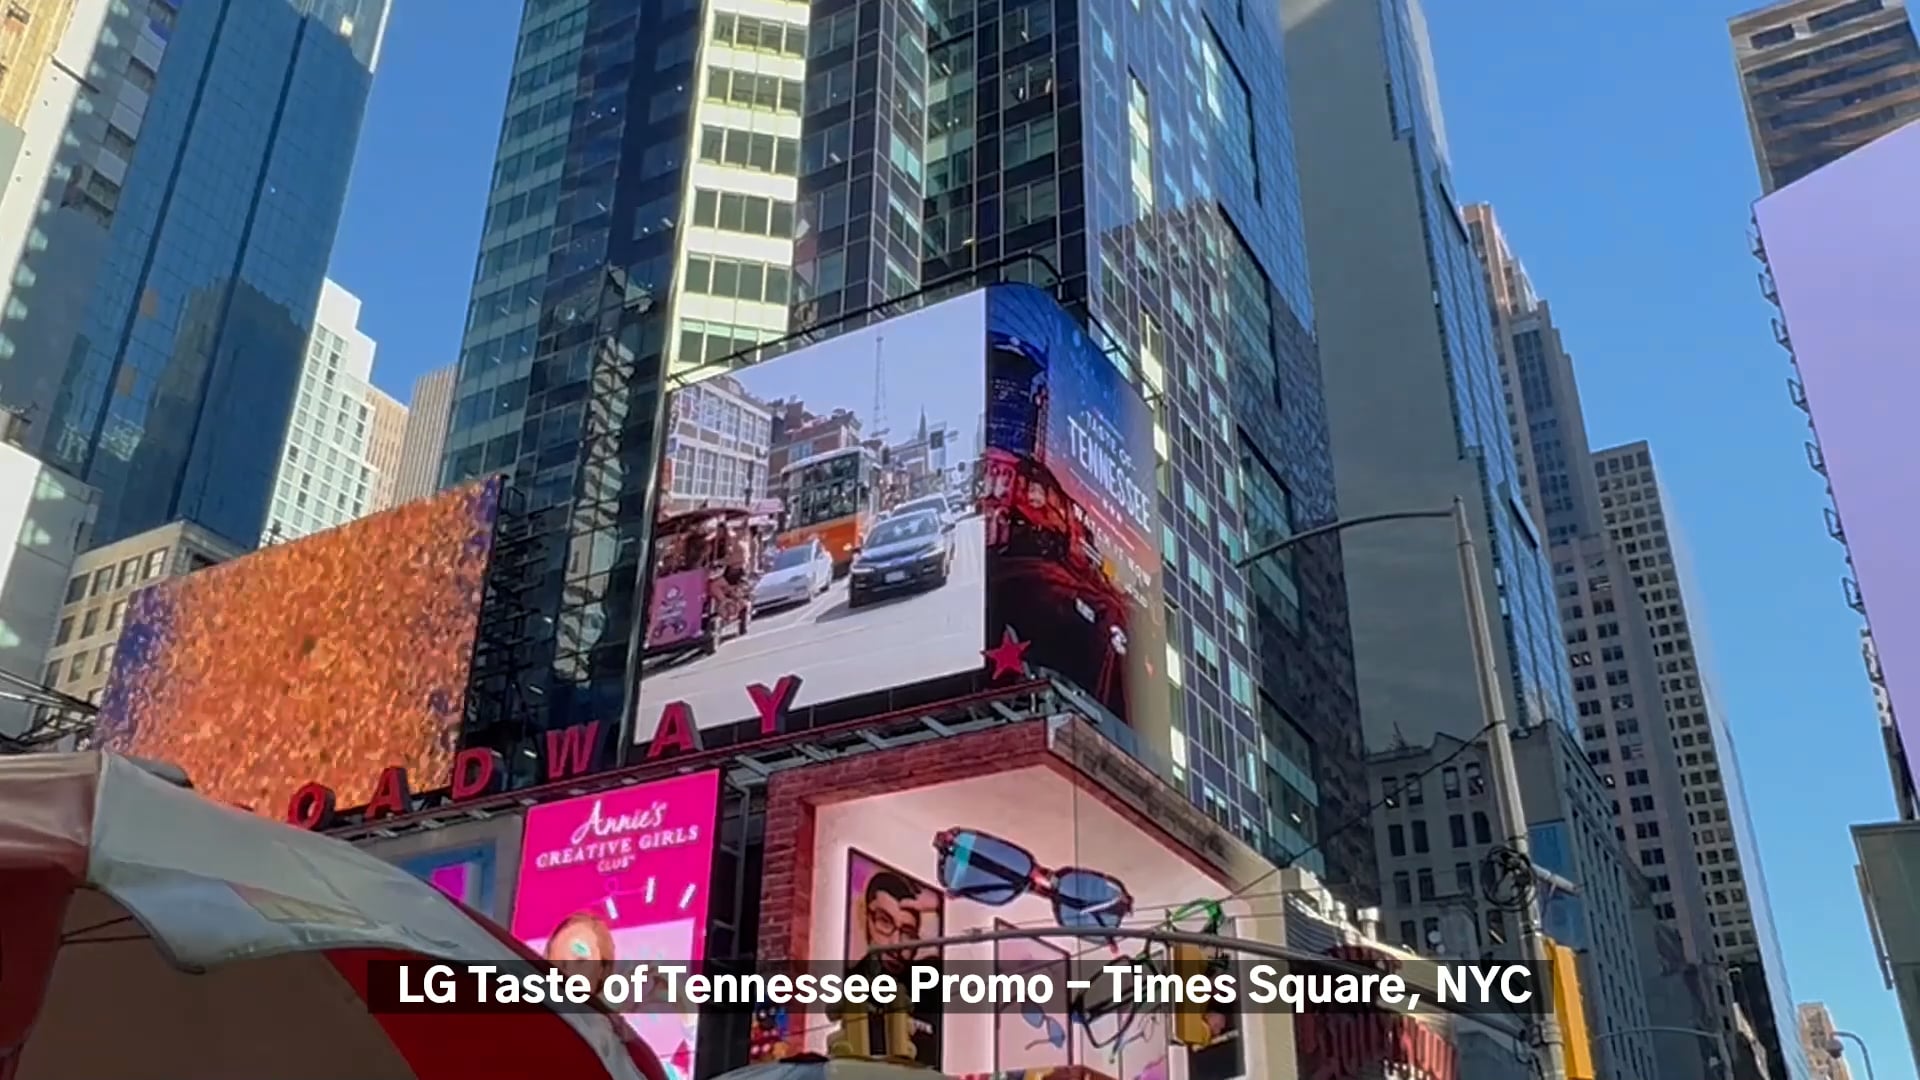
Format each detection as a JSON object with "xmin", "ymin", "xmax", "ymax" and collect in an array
[{"xmin": 511, "ymin": 770, "xmax": 722, "ymax": 1080}]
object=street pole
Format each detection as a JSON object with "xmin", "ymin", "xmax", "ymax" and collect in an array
[
  {"xmin": 1449, "ymin": 497, "xmax": 1565, "ymax": 1079},
  {"xmin": 1833, "ymin": 1030, "xmax": 1877, "ymax": 1080},
  {"xmin": 1233, "ymin": 500, "xmax": 1565, "ymax": 1079},
  {"xmin": 1592, "ymin": 1025, "xmax": 1732, "ymax": 1080}
]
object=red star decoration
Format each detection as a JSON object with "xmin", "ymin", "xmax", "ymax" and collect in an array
[{"xmin": 983, "ymin": 628, "xmax": 1031, "ymax": 680}]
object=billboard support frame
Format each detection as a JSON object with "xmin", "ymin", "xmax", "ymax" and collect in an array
[{"xmin": 324, "ymin": 677, "xmax": 1068, "ymax": 843}]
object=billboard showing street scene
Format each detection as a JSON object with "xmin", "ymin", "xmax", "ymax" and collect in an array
[
  {"xmin": 94, "ymin": 479, "xmax": 501, "ymax": 814},
  {"xmin": 510, "ymin": 771, "xmax": 722, "ymax": 1080},
  {"xmin": 756, "ymin": 746, "xmax": 1250, "ymax": 1080},
  {"xmin": 634, "ymin": 283, "xmax": 1166, "ymax": 744},
  {"xmin": 1754, "ymin": 119, "xmax": 1920, "ymax": 797},
  {"xmin": 635, "ymin": 291, "xmax": 990, "ymax": 733}
]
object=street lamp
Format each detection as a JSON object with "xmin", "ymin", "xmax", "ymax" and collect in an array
[
  {"xmin": 1235, "ymin": 499, "xmax": 1564, "ymax": 1079},
  {"xmin": 1828, "ymin": 1029, "xmax": 1877, "ymax": 1080},
  {"xmin": 1592, "ymin": 1025, "xmax": 1733, "ymax": 1080}
]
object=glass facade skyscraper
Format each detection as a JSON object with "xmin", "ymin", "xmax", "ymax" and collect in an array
[
  {"xmin": 38, "ymin": 0, "xmax": 390, "ymax": 552},
  {"xmin": 442, "ymin": 0, "xmax": 1370, "ymax": 898}
]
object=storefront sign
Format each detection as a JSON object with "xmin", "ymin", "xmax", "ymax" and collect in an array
[
  {"xmin": 284, "ymin": 674, "xmax": 802, "ymax": 830},
  {"xmin": 1295, "ymin": 946, "xmax": 1457, "ymax": 1080}
]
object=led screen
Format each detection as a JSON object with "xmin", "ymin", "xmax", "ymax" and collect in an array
[
  {"xmin": 760, "ymin": 756, "xmax": 1249, "ymax": 1080},
  {"xmin": 634, "ymin": 290, "xmax": 990, "ymax": 733},
  {"xmin": 633, "ymin": 284, "xmax": 1167, "ymax": 743},
  {"xmin": 983, "ymin": 284, "xmax": 1168, "ymax": 739},
  {"xmin": 1754, "ymin": 120, "xmax": 1920, "ymax": 796},
  {"xmin": 94, "ymin": 478, "xmax": 501, "ymax": 813},
  {"xmin": 511, "ymin": 770, "xmax": 722, "ymax": 1080}
]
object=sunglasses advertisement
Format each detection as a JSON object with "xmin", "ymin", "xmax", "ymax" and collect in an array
[{"xmin": 788, "ymin": 762, "xmax": 1252, "ymax": 1080}]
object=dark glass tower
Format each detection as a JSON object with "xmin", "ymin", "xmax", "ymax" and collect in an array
[
  {"xmin": 40, "ymin": 0, "xmax": 390, "ymax": 552},
  {"xmin": 799, "ymin": 0, "xmax": 1373, "ymax": 898},
  {"xmin": 444, "ymin": 0, "xmax": 1370, "ymax": 900}
]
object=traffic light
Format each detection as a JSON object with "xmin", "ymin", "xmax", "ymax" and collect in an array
[{"xmin": 1170, "ymin": 944, "xmax": 1214, "ymax": 1049}]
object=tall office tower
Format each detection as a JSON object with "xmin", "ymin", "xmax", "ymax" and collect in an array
[
  {"xmin": 442, "ymin": 0, "xmax": 1372, "ymax": 895},
  {"xmin": 363, "ymin": 386, "xmax": 406, "ymax": 512},
  {"xmin": 1798, "ymin": 1004, "xmax": 1853, "ymax": 1080},
  {"xmin": 791, "ymin": 0, "xmax": 1372, "ymax": 894},
  {"xmin": 0, "ymin": 0, "xmax": 178, "ymax": 449},
  {"xmin": 1591, "ymin": 440, "xmax": 1806, "ymax": 1080},
  {"xmin": 1, "ymin": 0, "xmax": 390, "ymax": 553},
  {"xmin": 1465, "ymin": 205, "xmax": 1727, "ymax": 1007},
  {"xmin": 263, "ymin": 280, "xmax": 383, "ymax": 545},
  {"xmin": 1729, "ymin": 0, "xmax": 1920, "ymax": 194},
  {"xmin": 392, "ymin": 363, "xmax": 455, "ymax": 505},
  {"xmin": 1279, "ymin": 0, "xmax": 1571, "ymax": 751}
]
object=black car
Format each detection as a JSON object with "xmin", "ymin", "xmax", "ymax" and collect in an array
[{"xmin": 847, "ymin": 510, "xmax": 953, "ymax": 608}]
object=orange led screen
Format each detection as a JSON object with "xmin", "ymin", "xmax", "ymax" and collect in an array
[{"xmin": 94, "ymin": 478, "xmax": 502, "ymax": 814}]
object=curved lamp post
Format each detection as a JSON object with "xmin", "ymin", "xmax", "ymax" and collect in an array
[
  {"xmin": 1232, "ymin": 499, "xmax": 1563, "ymax": 1080},
  {"xmin": 1829, "ymin": 1029, "xmax": 1877, "ymax": 1080},
  {"xmin": 1591, "ymin": 1024, "xmax": 1733, "ymax": 1080}
]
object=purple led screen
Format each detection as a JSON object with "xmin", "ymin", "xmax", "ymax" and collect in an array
[{"xmin": 1754, "ymin": 120, "xmax": 1920, "ymax": 791}]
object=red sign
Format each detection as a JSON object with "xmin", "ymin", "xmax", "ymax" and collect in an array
[
  {"xmin": 283, "ymin": 674, "xmax": 803, "ymax": 830},
  {"xmin": 1295, "ymin": 945, "xmax": 1458, "ymax": 1080}
]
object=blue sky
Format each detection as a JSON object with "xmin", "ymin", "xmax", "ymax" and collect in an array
[{"xmin": 329, "ymin": 3, "xmax": 1910, "ymax": 1071}]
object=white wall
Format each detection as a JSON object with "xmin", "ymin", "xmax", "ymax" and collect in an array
[{"xmin": 0, "ymin": 442, "xmax": 94, "ymax": 735}]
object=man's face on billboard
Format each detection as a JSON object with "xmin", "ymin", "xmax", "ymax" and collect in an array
[{"xmin": 867, "ymin": 890, "xmax": 920, "ymax": 973}]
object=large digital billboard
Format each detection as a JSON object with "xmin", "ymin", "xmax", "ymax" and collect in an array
[
  {"xmin": 94, "ymin": 478, "xmax": 501, "ymax": 813},
  {"xmin": 1755, "ymin": 120, "xmax": 1920, "ymax": 796},
  {"xmin": 982, "ymin": 284, "xmax": 1168, "ymax": 741},
  {"xmin": 510, "ymin": 770, "xmax": 721, "ymax": 1080},
  {"xmin": 757, "ymin": 746, "xmax": 1251, "ymax": 1080},
  {"xmin": 635, "ymin": 290, "xmax": 988, "ymax": 733},
  {"xmin": 634, "ymin": 283, "xmax": 1166, "ymax": 743}
]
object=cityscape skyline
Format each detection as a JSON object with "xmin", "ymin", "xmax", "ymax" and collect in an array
[
  {"xmin": 319, "ymin": 8, "xmax": 1911, "ymax": 1071},
  {"xmin": 0, "ymin": 0, "xmax": 1907, "ymax": 1075}
]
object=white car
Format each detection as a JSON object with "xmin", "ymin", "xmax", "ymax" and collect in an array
[
  {"xmin": 753, "ymin": 538, "xmax": 834, "ymax": 611},
  {"xmin": 889, "ymin": 494, "xmax": 955, "ymax": 532}
]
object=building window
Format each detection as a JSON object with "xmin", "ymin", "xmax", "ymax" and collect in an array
[
  {"xmin": 64, "ymin": 576, "xmax": 86, "ymax": 603},
  {"xmin": 1199, "ymin": 27, "xmax": 1258, "ymax": 196},
  {"xmin": 54, "ymin": 616, "xmax": 74, "ymax": 645},
  {"xmin": 1472, "ymin": 811, "xmax": 1493, "ymax": 845},
  {"xmin": 1127, "ymin": 75, "xmax": 1155, "ymax": 213},
  {"xmin": 1442, "ymin": 766, "xmax": 1461, "ymax": 798},
  {"xmin": 80, "ymin": 607, "xmax": 100, "ymax": 638}
]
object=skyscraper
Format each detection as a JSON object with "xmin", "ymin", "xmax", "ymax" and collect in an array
[
  {"xmin": 363, "ymin": 385, "xmax": 407, "ymax": 512},
  {"xmin": 0, "ymin": 0, "xmax": 183, "ymax": 449},
  {"xmin": 442, "ymin": 0, "xmax": 1371, "ymax": 896},
  {"xmin": 18, "ymin": 0, "xmax": 390, "ymax": 552},
  {"xmin": 393, "ymin": 363, "xmax": 455, "ymax": 506},
  {"xmin": 1798, "ymin": 1003, "xmax": 1853, "ymax": 1080},
  {"xmin": 264, "ymin": 280, "xmax": 383, "ymax": 544},
  {"xmin": 1591, "ymin": 439, "xmax": 1807, "ymax": 1080},
  {"xmin": 1729, "ymin": 0, "xmax": 1920, "ymax": 194},
  {"xmin": 1279, "ymin": 0, "xmax": 1574, "ymax": 750},
  {"xmin": 1467, "ymin": 202, "xmax": 1734, "ymax": 1068}
]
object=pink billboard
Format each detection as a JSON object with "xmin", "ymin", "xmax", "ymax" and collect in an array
[{"xmin": 511, "ymin": 770, "xmax": 722, "ymax": 1080}]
